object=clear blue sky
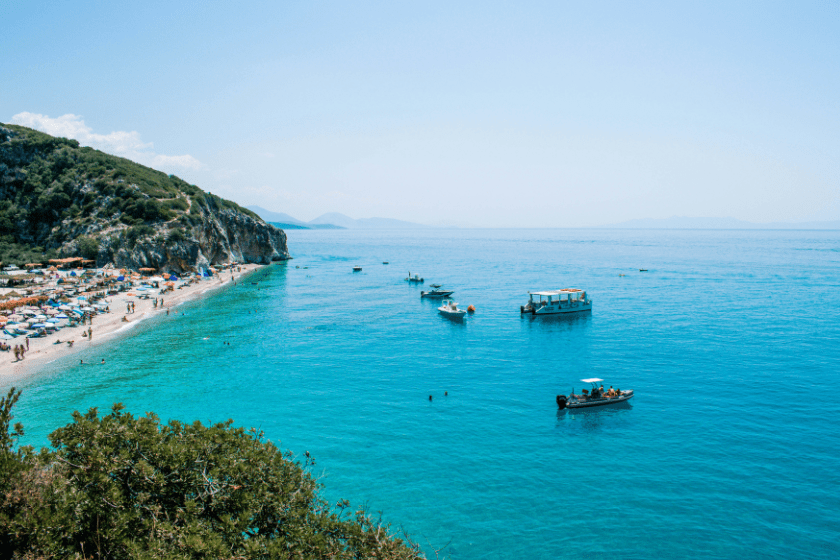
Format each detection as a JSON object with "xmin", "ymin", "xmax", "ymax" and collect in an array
[{"xmin": 3, "ymin": 1, "xmax": 838, "ymax": 226}]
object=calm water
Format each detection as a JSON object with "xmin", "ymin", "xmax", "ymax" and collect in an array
[{"xmin": 6, "ymin": 229, "xmax": 840, "ymax": 559}]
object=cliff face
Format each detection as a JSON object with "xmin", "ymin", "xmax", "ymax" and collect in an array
[{"xmin": 0, "ymin": 123, "xmax": 289, "ymax": 271}]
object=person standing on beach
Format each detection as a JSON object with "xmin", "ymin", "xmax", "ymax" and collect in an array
[
  {"xmin": 13, "ymin": 346, "xmax": 19, "ymax": 361},
  {"xmin": 25, "ymin": 338, "xmax": 29, "ymax": 351},
  {"xmin": 88, "ymin": 327, "xmax": 92, "ymax": 340}
]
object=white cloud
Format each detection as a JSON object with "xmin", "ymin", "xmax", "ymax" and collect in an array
[{"xmin": 10, "ymin": 112, "xmax": 202, "ymax": 172}]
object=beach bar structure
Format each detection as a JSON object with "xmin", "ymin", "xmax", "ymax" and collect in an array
[{"xmin": 48, "ymin": 258, "xmax": 96, "ymax": 269}]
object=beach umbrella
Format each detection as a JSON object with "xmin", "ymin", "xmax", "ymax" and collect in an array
[
  {"xmin": 31, "ymin": 323, "xmax": 49, "ymax": 328},
  {"xmin": 117, "ymin": 276, "xmax": 125, "ymax": 281},
  {"xmin": 34, "ymin": 314, "xmax": 47, "ymax": 320},
  {"xmin": 56, "ymin": 314, "xmax": 69, "ymax": 319},
  {"xmin": 46, "ymin": 318, "xmax": 61, "ymax": 324},
  {"xmin": 0, "ymin": 334, "xmax": 14, "ymax": 340},
  {"xmin": 169, "ymin": 275, "xmax": 178, "ymax": 281},
  {"xmin": 80, "ymin": 306, "xmax": 94, "ymax": 312}
]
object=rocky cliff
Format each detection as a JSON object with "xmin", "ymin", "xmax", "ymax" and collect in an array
[{"xmin": 0, "ymin": 123, "xmax": 289, "ymax": 271}]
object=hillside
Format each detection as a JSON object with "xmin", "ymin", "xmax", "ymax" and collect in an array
[{"xmin": 0, "ymin": 123, "xmax": 289, "ymax": 271}]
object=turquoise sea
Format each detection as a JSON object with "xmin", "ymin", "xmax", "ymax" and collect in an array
[{"xmin": 6, "ymin": 229, "xmax": 840, "ymax": 559}]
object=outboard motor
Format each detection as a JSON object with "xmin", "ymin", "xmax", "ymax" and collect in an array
[{"xmin": 556, "ymin": 395, "xmax": 567, "ymax": 409}]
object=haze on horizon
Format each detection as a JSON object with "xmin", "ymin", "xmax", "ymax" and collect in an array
[{"xmin": 3, "ymin": 1, "xmax": 838, "ymax": 228}]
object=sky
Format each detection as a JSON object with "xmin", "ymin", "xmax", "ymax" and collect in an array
[{"xmin": 2, "ymin": 0, "xmax": 838, "ymax": 227}]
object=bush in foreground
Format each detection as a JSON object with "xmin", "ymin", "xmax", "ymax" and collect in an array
[{"xmin": 0, "ymin": 389, "xmax": 424, "ymax": 559}]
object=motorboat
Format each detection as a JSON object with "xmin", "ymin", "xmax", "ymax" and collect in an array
[
  {"xmin": 556, "ymin": 378, "xmax": 633, "ymax": 409},
  {"xmin": 405, "ymin": 273, "xmax": 424, "ymax": 283},
  {"xmin": 383, "ymin": 261, "xmax": 389, "ymax": 265},
  {"xmin": 438, "ymin": 300, "xmax": 466, "ymax": 319},
  {"xmin": 353, "ymin": 266, "xmax": 362, "ymax": 272},
  {"xmin": 521, "ymin": 288, "xmax": 592, "ymax": 315},
  {"xmin": 421, "ymin": 285, "xmax": 454, "ymax": 298}
]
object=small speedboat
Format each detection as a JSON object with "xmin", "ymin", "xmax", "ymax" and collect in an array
[
  {"xmin": 383, "ymin": 261, "xmax": 389, "ymax": 265},
  {"xmin": 353, "ymin": 266, "xmax": 362, "ymax": 272},
  {"xmin": 405, "ymin": 273, "xmax": 424, "ymax": 283},
  {"xmin": 556, "ymin": 378, "xmax": 633, "ymax": 409},
  {"xmin": 421, "ymin": 285, "xmax": 454, "ymax": 298},
  {"xmin": 438, "ymin": 300, "xmax": 466, "ymax": 319}
]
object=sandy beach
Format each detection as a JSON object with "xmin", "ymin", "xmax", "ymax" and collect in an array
[{"xmin": 0, "ymin": 263, "xmax": 264, "ymax": 378}]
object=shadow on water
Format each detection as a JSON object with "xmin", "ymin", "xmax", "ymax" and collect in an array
[
  {"xmin": 521, "ymin": 311, "xmax": 592, "ymax": 331},
  {"xmin": 555, "ymin": 400, "xmax": 633, "ymax": 432}
]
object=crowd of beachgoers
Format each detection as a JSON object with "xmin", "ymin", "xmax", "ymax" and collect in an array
[{"xmin": 0, "ymin": 262, "xmax": 262, "ymax": 377}]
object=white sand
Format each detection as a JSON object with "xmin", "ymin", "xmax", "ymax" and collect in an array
[{"xmin": 0, "ymin": 264, "xmax": 264, "ymax": 377}]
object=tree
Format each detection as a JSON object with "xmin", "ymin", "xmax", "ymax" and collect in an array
[{"xmin": 0, "ymin": 391, "xmax": 424, "ymax": 560}]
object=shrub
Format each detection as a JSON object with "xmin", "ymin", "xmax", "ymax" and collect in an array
[
  {"xmin": 0, "ymin": 389, "xmax": 423, "ymax": 559},
  {"xmin": 76, "ymin": 235, "xmax": 100, "ymax": 260}
]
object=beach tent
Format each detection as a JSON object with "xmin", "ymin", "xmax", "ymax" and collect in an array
[
  {"xmin": 117, "ymin": 276, "xmax": 125, "ymax": 281},
  {"xmin": 169, "ymin": 275, "xmax": 178, "ymax": 281}
]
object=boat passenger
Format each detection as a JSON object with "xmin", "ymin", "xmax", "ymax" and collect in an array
[{"xmin": 608, "ymin": 386, "xmax": 616, "ymax": 397}]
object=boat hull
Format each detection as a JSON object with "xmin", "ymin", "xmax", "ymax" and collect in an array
[
  {"xmin": 523, "ymin": 302, "xmax": 592, "ymax": 315},
  {"xmin": 558, "ymin": 391, "xmax": 633, "ymax": 409},
  {"xmin": 422, "ymin": 291, "xmax": 454, "ymax": 298}
]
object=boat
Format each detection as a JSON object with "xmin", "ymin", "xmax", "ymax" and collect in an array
[
  {"xmin": 438, "ymin": 300, "xmax": 466, "ymax": 319},
  {"xmin": 639, "ymin": 269, "xmax": 648, "ymax": 272},
  {"xmin": 405, "ymin": 273, "xmax": 424, "ymax": 283},
  {"xmin": 520, "ymin": 288, "xmax": 592, "ymax": 315},
  {"xmin": 353, "ymin": 266, "xmax": 362, "ymax": 272},
  {"xmin": 383, "ymin": 261, "xmax": 389, "ymax": 265},
  {"xmin": 556, "ymin": 378, "xmax": 633, "ymax": 409},
  {"xmin": 421, "ymin": 288, "xmax": 454, "ymax": 298}
]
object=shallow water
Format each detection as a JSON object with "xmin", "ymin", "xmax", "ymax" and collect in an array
[{"xmin": 7, "ymin": 229, "xmax": 840, "ymax": 559}]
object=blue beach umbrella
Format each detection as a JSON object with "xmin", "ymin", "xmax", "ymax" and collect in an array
[
  {"xmin": 70, "ymin": 271, "xmax": 76, "ymax": 276},
  {"xmin": 117, "ymin": 275, "xmax": 125, "ymax": 281},
  {"xmin": 169, "ymin": 275, "xmax": 178, "ymax": 281}
]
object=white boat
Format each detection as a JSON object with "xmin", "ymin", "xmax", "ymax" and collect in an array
[
  {"xmin": 556, "ymin": 378, "xmax": 633, "ymax": 409},
  {"xmin": 438, "ymin": 300, "xmax": 466, "ymax": 319},
  {"xmin": 521, "ymin": 288, "xmax": 592, "ymax": 315},
  {"xmin": 353, "ymin": 266, "xmax": 362, "ymax": 272}
]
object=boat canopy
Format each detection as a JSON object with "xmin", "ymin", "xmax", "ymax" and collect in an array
[
  {"xmin": 530, "ymin": 289, "xmax": 585, "ymax": 296},
  {"xmin": 581, "ymin": 378, "xmax": 603, "ymax": 383}
]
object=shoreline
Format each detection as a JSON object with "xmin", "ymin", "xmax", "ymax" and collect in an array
[{"xmin": 0, "ymin": 263, "xmax": 265, "ymax": 379}]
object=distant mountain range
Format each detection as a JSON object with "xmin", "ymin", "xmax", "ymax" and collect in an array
[
  {"xmin": 602, "ymin": 216, "xmax": 840, "ymax": 230},
  {"xmin": 247, "ymin": 206, "xmax": 430, "ymax": 229}
]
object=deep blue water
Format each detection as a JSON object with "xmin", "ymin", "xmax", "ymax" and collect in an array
[{"xmin": 6, "ymin": 229, "xmax": 840, "ymax": 559}]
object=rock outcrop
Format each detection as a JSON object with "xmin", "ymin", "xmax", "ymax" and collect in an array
[{"xmin": 0, "ymin": 123, "xmax": 289, "ymax": 272}]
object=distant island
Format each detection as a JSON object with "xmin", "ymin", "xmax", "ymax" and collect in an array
[
  {"xmin": 599, "ymin": 216, "xmax": 840, "ymax": 230},
  {"xmin": 247, "ymin": 206, "xmax": 430, "ymax": 230}
]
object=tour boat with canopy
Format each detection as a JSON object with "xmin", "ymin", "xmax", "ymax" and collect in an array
[
  {"xmin": 556, "ymin": 378, "xmax": 633, "ymax": 409},
  {"xmin": 521, "ymin": 288, "xmax": 592, "ymax": 315}
]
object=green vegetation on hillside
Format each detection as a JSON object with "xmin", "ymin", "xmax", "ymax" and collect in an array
[
  {"xmin": 0, "ymin": 123, "xmax": 262, "ymax": 266},
  {"xmin": 0, "ymin": 388, "xmax": 423, "ymax": 559}
]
